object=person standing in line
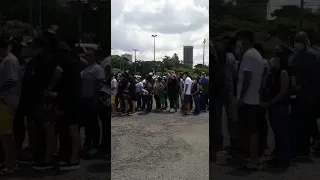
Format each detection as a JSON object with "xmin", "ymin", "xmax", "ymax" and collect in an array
[
  {"xmin": 260, "ymin": 48, "xmax": 292, "ymax": 168},
  {"xmin": 144, "ymin": 74, "xmax": 154, "ymax": 113},
  {"xmin": 135, "ymin": 78, "xmax": 143, "ymax": 111},
  {"xmin": 290, "ymin": 32, "xmax": 320, "ymax": 158},
  {"xmin": 182, "ymin": 72, "xmax": 193, "ymax": 115},
  {"xmin": 236, "ymin": 29, "xmax": 265, "ymax": 169},
  {"xmin": 0, "ymin": 39, "xmax": 21, "ymax": 175},
  {"xmin": 79, "ymin": 50, "xmax": 104, "ymax": 157},
  {"xmin": 153, "ymin": 77, "xmax": 164, "ymax": 112},
  {"xmin": 200, "ymin": 72, "xmax": 209, "ymax": 112},
  {"xmin": 167, "ymin": 71, "xmax": 179, "ymax": 113},
  {"xmin": 128, "ymin": 75, "xmax": 136, "ymax": 114},
  {"xmin": 111, "ymin": 74, "xmax": 118, "ymax": 116},
  {"xmin": 162, "ymin": 77, "xmax": 168, "ymax": 110},
  {"xmin": 191, "ymin": 78, "xmax": 201, "ymax": 115},
  {"xmin": 98, "ymin": 57, "xmax": 111, "ymax": 159},
  {"xmin": 253, "ymin": 43, "xmax": 271, "ymax": 154},
  {"xmin": 55, "ymin": 44, "xmax": 82, "ymax": 171},
  {"xmin": 179, "ymin": 75, "xmax": 185, "ymax": 111}
]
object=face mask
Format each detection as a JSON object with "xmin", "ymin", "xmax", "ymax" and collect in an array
[{"xmin": 294, "ymin": 42, "xmax": 305, "ymax": 51}]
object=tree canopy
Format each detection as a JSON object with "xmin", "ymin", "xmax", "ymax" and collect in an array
[
  {"xmin": 210, "ymin": 1, "xmax": 320, "ymax": 51},
  {"xmin": 110, "ymin": 53, "xmax": 208, "ymax": 78}
]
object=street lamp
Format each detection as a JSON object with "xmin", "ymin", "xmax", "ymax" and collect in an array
[
  {"xmin": 152, "ymin": 34, "xmax": 157, "ymax": 74},
  {"xmin": 203, "ymin": 39, "xmax": 206, "ymax": 65},
  {"xmin": 68, "ymin": 0, "xmax": 87, "ymax": 44},
  {"xmin": 151, "ymin": 34, "xmax": 157, "ymax": 62}
]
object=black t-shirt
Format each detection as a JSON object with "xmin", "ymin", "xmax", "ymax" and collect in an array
[
  {"xmin": 128, "ymin": 80, "xmax": 136, "ymax": 95},
  {"xmin": 168, "ymin": 78, "xmax": 178, "ymax": 94},
  {"xmin": 56, "ymin": 55, "xmax": 82, "ymax": 99},
  {"xmin": 21, "ymin": 53, "xmax": 58, "ymax": 108},
  {"xmin": 118, "ymin": 79, "xmax": 129, "ymax": 94}
]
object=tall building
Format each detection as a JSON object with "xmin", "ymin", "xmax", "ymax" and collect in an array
[
  {"xmin": 183, "ymin": 46, "xmax": 194, "ymax": 68},
  {"xmin": 121, "ymin": 53, "xmax": 133, "ymax": 64}
]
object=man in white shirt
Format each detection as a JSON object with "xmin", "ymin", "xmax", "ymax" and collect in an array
[
  {"xmin": 183, "ymin": 72, "xmax": 193, "ymax": 115},
  {"xmin": 111, "ymin": 74, "xmax": 118, "ymax": 116},
  {"xmin": 0, "ymin": 39, "xmax": 21, "ymax": 173},
  {"xmin": 236, "ymin": 29, "xmax": 265, "ymax": 169}
]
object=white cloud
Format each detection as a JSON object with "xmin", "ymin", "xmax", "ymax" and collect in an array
[{"xmin": 111, "ymin": 0, "xmax": 209, "ymax": 66}]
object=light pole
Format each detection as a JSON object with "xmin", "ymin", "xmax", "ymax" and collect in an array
[
  {"xmin": 152, "ymin": 34, "xmax": 157, "ymax": 74},
  {"xmin": 132, "ymin": 49, "xmax": 139, "ymax": 74},
  {"xmin": 151, "ymin": 34, "xmax": 157, "ymax": 62},
  {"xmin": 28, "ymin": 0, "xmax": 33, "ymax": 35},
  {"xmin": 203, "ymin": 39, "xmax": 206, "ymax": 65},
  {"xmin": 68, "ymin": 0, "xmax": 86, "ymax": 44},
  {"xmin": 39, "ymin": 0, "xmax": 42, "ymax": 31}
]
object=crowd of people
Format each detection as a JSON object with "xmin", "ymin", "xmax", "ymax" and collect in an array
[
  {"xmin": 110, "ymin": 70, "xmax": 209, "ymax": 116},
  {"xmin": 212, "ymin": 29, "xmax": 320, "ymax": 170},
  {"xmin": 0, "ymin": 26, "xmax": 111, "ymax": 175}
]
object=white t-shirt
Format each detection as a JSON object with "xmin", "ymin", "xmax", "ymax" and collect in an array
[
  {"xmin": 80, "ymin": 63, "xmax": 104, "ymax": 97},
  {"xmin": 0, "ymin": 53, "xmax": 21, "ymax": 108},
  {"xmin": 111, "ymin": 78, "xmax": 118, "ymax": 96},
  {"xmin": 237, "ymin": 48, "xmax": 264, "ymax": 105},
  {"xmin": 184, "ymin": 77, "xmax": 193, "ymax": 95}
]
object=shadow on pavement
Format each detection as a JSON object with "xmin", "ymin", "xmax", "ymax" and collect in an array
[
  {"xmin": 225, "ymin": 168, "xmax": 253, "ymax": 177},
  {"xmin": 6, "ymin": 165, "xmax": 69, "ymax": 179},
  {"xmin": 86, "ymin": 162, "xmax": 110, "ymax": 174}
]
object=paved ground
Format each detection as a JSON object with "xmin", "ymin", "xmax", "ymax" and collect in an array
[
  {"xmin": 111, "ymin": 111, "xmax": 209, "ymax": 180},
  {"xmin": 6, "ymin": 128, "xmax": 109, "ymax": 180},
  {"xmin": 211, "ymin": 110, "xmax": 320, "ymax": 180},
  {"xmin": 7, "ymin": 159, "xmax": 109, "ymax": 180}
]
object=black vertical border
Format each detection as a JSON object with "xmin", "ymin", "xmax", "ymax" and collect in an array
[
  {"xmin": 209, "ymin": 1, "xmax": 222, "ymax": 179},
  {"xmin": 101, "ymin": 0, "xmax": 111, "ymax": 179}
]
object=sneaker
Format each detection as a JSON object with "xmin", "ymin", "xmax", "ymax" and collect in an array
[
  {"xmin": 18, "ymin": 154, "xmax": 34, "ymax": 165},
  {"xmin": 170, "ymin": 108, "xmax": 175, "ymax": 113},
  {"xmin": 88, "ymin": 149, "xmax": 98, "ymax": 157},
  {"xmin": 0, "ymin": 164, "xmax": 19, "ymax": 176},
  {"xmin": 59, "ymin": 162, "xmax": 80, "ymax": 171},
  {"xmin": 59, "ymin": 161, "xmax": 68, "ymax": 166},
  {"xmin": 246, "ymin": 162, "xmax": 261, "ymax": 170},
  {"xmin": 32, "ymin": 163, "xmax": 54, "ymax": 171}
]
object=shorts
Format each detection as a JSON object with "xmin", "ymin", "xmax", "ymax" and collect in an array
[
  {"xmin": 238, "ymin": 104, "xmax": 263, "ymax": 135},
  {"xmin": 184, "ymin": 95, "xmax": 192, "ymax": 105},
  {"xmin": 0, "ymin": 102, "xmax": 15, "ymax": 134},
  {"xmin": 111, "ymin": 95, "xmax": 116, "ymax": 105}
]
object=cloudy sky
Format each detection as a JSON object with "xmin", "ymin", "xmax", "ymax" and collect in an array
[{"xmin": 111, "ymin": 0, "xmax": 209, "ymax": 66}]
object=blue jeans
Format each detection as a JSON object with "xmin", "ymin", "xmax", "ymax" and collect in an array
[
  {"xmin": 193, "ymin": 94, "xmax": 200, "ymax": 114},
  {"xmin": 145, "ymin": 95, "xmax": 153, "ymax": 112},
  {"xmin": 268, "ymin": 105, "xmax": 292, "ymax": 165}
]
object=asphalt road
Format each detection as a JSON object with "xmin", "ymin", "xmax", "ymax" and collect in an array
[{"xmin": 111, "ymin": 111, "xmax": 209, "ymax": 180}]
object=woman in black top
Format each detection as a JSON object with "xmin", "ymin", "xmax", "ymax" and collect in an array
[
  {"xmin": 191, "ymin": 78, "xmax": 201, "ymax": 115},
  {"xmin": 128, "ymin": 75, "xmax": 136, "ymax": 114},
  {"xmin": 261, "ymin": 50, "xmax": 292, "ymax": 168}
]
